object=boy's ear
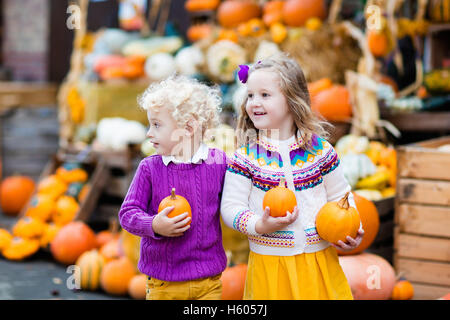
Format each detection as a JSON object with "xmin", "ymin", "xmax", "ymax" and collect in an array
[{"xmin": 185, "ymin": 119, "xmax": 199, "ymax": 137}]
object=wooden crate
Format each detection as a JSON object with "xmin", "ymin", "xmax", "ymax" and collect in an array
[
  {"xmin": 19, "ymin": 151, "xmax": 109, "ymax": 222},
  {"xmin": 394, "ymin": 136, "xmax": 450, "ymax": 300}
]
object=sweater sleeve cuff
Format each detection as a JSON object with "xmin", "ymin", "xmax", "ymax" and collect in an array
[
  {"xmin": 232, "ymin": 209, "xmax": 260, "ymax": 236},
  {"xmin": 142, "ymin": 215, "xmax": 163, "ymax": 240}
]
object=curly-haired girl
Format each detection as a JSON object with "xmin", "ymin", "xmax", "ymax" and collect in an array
[{"xmin": 119, "ymin": 75, "xmax": 228, "ymax": 300}]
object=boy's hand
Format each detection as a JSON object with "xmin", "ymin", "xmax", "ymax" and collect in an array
[
  {"xmin": 152, "ymin": 206, "xmax": 191, "ymax": 237},
  {"xmin": 255, "ymin": 206, "xmax": 299, "ymax": 234},
  {"xmin": 330, "ymin": 228, "xmax": 364, "ymax": 251}
]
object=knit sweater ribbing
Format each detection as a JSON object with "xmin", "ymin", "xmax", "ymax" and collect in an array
[{"xmin": 118, "ymin": 148, "xmax": 228, "ymax": 281}]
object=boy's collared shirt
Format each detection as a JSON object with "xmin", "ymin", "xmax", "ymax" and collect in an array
[{"xmin": 161, "ymin": 143, "xmax": 209, "ymax": 166}]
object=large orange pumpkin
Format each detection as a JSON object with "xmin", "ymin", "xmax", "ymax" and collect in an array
[
  {"xmin": 158, "ymin": 188, "xmax": 192, "ymax": 225},
  {"xmin": 263, "ymin": 0, "xmax": 284, "ymax": 26},
  {"xmin": 262, "ymin": 178, "xmax": 297, "ymax": 217},
  {"xmin": 338, "ymin": 253, "xmax": 396, "ymax": 300},
  {"xmin": 100, "ymin": 257, "xmax": 136, "ymax": 296},
  {"xmin": 282, "ymin": 0, "xmax": 326, "ymax": 27},
  {"xmin": 50, "ymin": 221, "xmax": 97, "ymax": 265},
  {"xmin": 311, "ymin": 85, "xmax": 352, "ymax": 121},
  {"xmin": 217, "ymin": 0, "xmax": 261, "ymax": 28},
  {"xmin": 337, "ymin": 193, "xmax": 379, "ymax": 255},
  {"xmin": 221, "ymin": 264, "xmax": 248, "ymax": 300},
  {"xmin": 307, "ymin": 77, "xmax": 333, "ymax": 102},
  {"xmin": 316, "ymin": 192, "xmax": 360, "ymax": 244},
  {"xmin": 0, "ymin": 175, "xmax": 35, "ymax": 216},
  {"xmin": 128, "ymin": 274, "xmax": 147, "ymax": 300}
]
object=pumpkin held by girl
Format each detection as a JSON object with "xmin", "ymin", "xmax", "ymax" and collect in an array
[{"xmin": 315, "ymin": 192, "xmax": 361, "ymax": 245}]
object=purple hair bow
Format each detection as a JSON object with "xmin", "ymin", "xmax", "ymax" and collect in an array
[
  {"xmin": 237, "ymin": 64, "xmax": 249, "ymax": 83},
  {"xmin": 237, "ymin": 61, "xmax": 261, "ymax": 84}
]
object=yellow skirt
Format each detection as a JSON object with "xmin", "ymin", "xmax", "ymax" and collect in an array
[{"xmin": 244, "ymin": 246, "xmax": 353, "ymax": 300}]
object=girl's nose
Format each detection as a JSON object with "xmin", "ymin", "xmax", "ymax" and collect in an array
[{"xmin": 146, "ymin": 128, "xmax": 153, "ymax": 138}]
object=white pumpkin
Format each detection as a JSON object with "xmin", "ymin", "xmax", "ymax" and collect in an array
[
  {"xmin": 253, "ymin": 40, "xmax": 281, "ymax": 63},
  {"xmin": 335, "ymin": 134, "xmax": 370, "ymax": 157},
  {"xmin": 206, "ymin": 40, "xmax": 247, "ymax": 83},
  {"xmin": 144, "ymin": 53, "xmax": 176, "ymax": 81},
  {"xmin": 340, "ymin": 154, "xmax": 377, "ymax": 188},
  {"xmin": 175, "ymin": 46, "xmax": 205, "ymax": 76}
]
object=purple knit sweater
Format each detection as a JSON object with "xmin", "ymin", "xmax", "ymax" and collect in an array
[{"xmin": 118, "ymin": 148, "xmax": 228, "ymax": 281}]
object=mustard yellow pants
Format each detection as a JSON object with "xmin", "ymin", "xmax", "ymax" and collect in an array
[{"xmin": 146, "ymin": 274, "xmax": 222, "ymax": 300}]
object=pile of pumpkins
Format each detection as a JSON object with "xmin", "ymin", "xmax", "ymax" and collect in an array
[
  {"xmin": 335, "ymin": 134, "xmax": 397, "ymax": 201},
  {"xmin": 186, "ymin": 0, "xmax": 327, "ymax": 45},
  {"xmin": 0, "ymin": 162, "xmax": 91, "ymax": 261},
  {"xmin": 54, "ymin": 221, "xmax": 148, "ymax": 299}
]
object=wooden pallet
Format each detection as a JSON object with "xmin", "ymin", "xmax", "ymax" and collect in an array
[{"xmin": 394, "ymin": 136, "xmax": 450, "ymax": 300}]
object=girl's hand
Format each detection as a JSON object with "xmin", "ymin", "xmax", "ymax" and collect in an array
[
  {"xmin": 255, "ymin": 206, "xmax": 299, "ymax": 234},
  {"xmin": 152, "ymin": 206, "xmax": 191, "ymax": 237},
  {"xmin": 330, "ymin": 228, "xmax": 365, "ymax": 251}
]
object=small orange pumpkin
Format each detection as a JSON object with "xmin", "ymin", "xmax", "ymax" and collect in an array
[
  {"xmin": 128, "ymin": 273, "xmax": 147, "ymax": 300},
  {"xmin": 55, "ymin": 162, "xmax": 88, "ymax": 184},
  {"xmin": 315, "ymin": 192, "xmax": 361, "ymax": 245},
  {"xmin": 100, "ymin": 257, "xmax": 136, "ymax": 296},
  {"xmin": 37, "ymin": 175, "xmax": 68, "ymax": 200},
  {"xmin": 12, "ymin": 216, "xmax": 46, "ymax": 239},
  {"xmin": 2, "ymin": 237, "xmax": 40, "ymax": 261},
  {"xmin": 50, "ymin": 221, "xmax": 98, "ymax": 265},
  {"xmin": 187, "ymin": 24, "xmax": 214, "ymax": 43},
  {"xmin": 391, "ymin": 280, "xmax": 414, "ymax": 300},
  {"xmin": 262, "ymin": 178, "xmax": 297, "ymax": 217},
  {"xmin": 40, "ymin": 222, "xmax": 62, "ymax": 249},
  {"xmin": 53, "ymin": 195, "xmax": 79, "ymax": 226},
  {"xmin": 0, "ymin": 228, "xmax": 13, "ymax": 251},
  {"xmin": 367, "ymin": 30, "xmax": 389, "ymax": 57},
  {"xmin": 25, "ymin": 194, "xmax": 56, "ymax": 222},
  {"xmin": 158, "ymin": 188, "xmax": 192, "ymax": 225},
  {"xmin": 221, "ymin": 264, "xmax": 248, "ymax": 300},
  {"xmin": 0, "ymin": 175, "xmax": 35, "ymax": 216},
  {"xmin": 185, "ymin": 0, "xmax": 220, "ymax": 11},
  {"xmin": 247, "ymin": 18, "xmax": 266, "ymax": 37},
  {"xmin": 217, "ymin": 28, "xmax": 239, "ymax": 43},
  {"xmin": 99, "ymin": 239, "xmax": 122, "ymax": 262},
  {"xmin": 270, "ymin": 22, "xmax": 287, "ymax": 44}
]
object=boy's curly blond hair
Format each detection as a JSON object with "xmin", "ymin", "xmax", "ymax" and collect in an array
[{"xmin": 138, "ymin": 75, "xmax": 222, "ymax": 137}]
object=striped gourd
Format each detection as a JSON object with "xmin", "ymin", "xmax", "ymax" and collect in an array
[{"xmin": 75, "ymin": 249, "xmax": 105, "ymax": 291}]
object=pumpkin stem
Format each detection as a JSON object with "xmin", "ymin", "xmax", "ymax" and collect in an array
[
  {"xmin": 170, "ymin": 188, "xmax": 177, "ymax": 200},
  {"xmin": 338, "ymin": 191, "xmax": 351, "ymax": 210},
  {"xmin": 108, "ymin": 218, "xmax": 119, "ymax": 234},
  {"xmin": 279, "ymin": 178, "xmax": 286, "ymax": 187}
]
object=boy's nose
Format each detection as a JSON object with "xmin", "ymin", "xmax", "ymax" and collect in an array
[{"xmin": 146, "ymin": 128, "xmax": 153, "ymax": 138}]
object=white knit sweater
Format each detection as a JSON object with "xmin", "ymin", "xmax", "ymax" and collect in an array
[{"xmin": 220, "ymin": 132, "xmax": 358, "ymax": 256}]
